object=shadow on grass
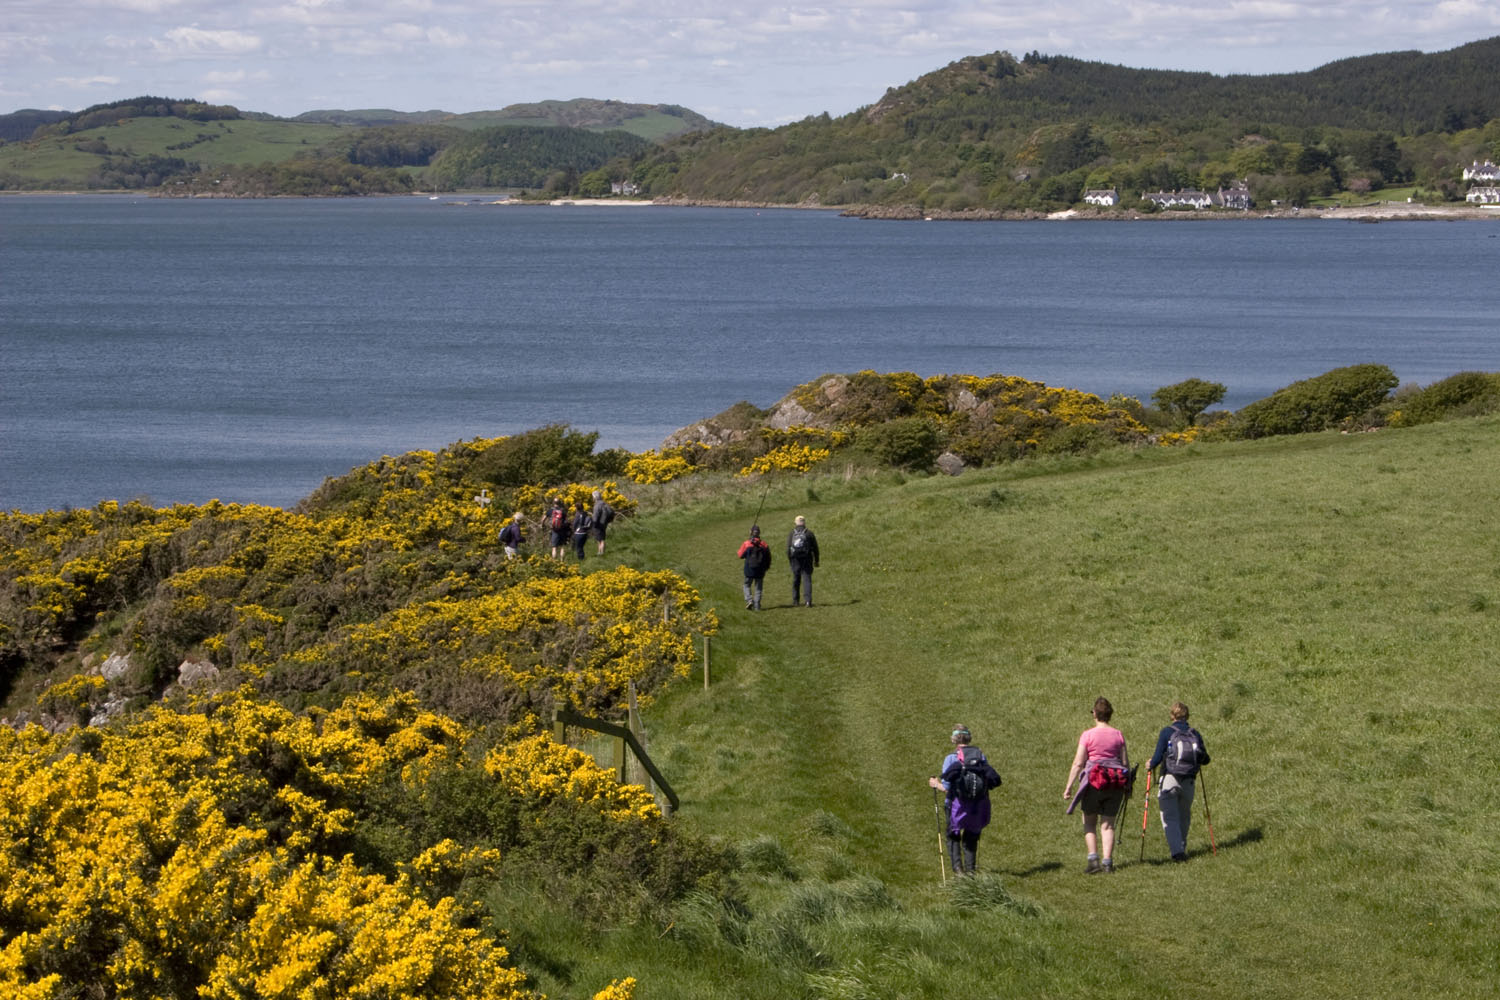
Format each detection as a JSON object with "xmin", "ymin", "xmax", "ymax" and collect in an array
[
  {"xmin": 760, "ymin": 600, "xmax": 862, "ymax": 611},
  {"xmin": 1138, "ymin": 826, "xmax": 1264, "ymax": 865},
  {"xmin": 1007, "ymin": 860, "xmax": 1065, "ymax": 878}
]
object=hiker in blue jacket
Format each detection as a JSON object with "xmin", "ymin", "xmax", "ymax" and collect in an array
[
  {"xmin": 1147, "ymin": 701, "xmax": 1211, "ymax": 861},
  {"xmin": 927, "ymin": 724, "xmax": 999, "ymax": 876}
]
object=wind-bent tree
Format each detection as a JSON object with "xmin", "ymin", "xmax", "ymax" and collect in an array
[{"xmin": 1152, "ymin": 378, "xmax": 1227, "ymax": 428}]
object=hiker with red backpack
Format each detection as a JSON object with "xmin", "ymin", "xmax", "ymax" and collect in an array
[
  {"xmin": 737, "ymin": 525, "xmax": 772, "ymax": 611},
  {"xmin": 927, "ymin": 725, "xmax": 1001, "ymax": 876},
  {"xmin": 1146, "ymin": 701, "xmax": 1211, "ymax": 862},
  {"xmin": 546, "ymin": 498, "xmax": 569, "ymax": 560},
  {"xmin": 1063, "ymin": 697, "xmax": 1131, "ymax": 874}
]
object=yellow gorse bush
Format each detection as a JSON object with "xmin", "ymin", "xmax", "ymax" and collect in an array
[
  {"xmin": 0, "ymin": 692, "xmax": 540, "ymax": 999},
  {"xmin": 292, "ymin": 566, "xmax": 716, "ymax": 716},
  {"xmin": 739, "ymin": 443, "xmax": 833, "ymax": 477},
  {"xmin": 624, "ymin": 445, "xmax": 707, "ymax": 484},
  {"xmin": 485, "ymin": 734, "xmax": 661, "ymax": 823}
]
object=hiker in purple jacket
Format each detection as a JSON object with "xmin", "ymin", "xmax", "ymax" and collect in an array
[{"xmin": 927, "ymin": 724, "xmax": 999, "ymax": 876}]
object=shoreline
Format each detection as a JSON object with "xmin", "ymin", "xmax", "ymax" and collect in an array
[{"xmin": 7, "ymin": 189, "xmax": 1499, "ymax": 221}]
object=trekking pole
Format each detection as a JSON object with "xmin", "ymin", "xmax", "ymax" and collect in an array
[
  {"xmin": 1198, "ymin": 769, "xmax": 1218, "ymax": 856},
  {"xmin": 931, "ymin": 786, "xmax": 948, "ymax": 884},
  {"xmin": 751, "ymin": 477, "xmax": 771, "ymax": 532},
  {"xmin": 1139, "ymin": 768, "xmax": 1153, "ymax": 862}
]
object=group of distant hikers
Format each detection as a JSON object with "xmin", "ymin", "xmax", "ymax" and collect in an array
[
  {"xmin": 497, "ymin": 490, "xmax": 615, "ymax": 562},
  {"xmin": 930, "ymin": 698, "xmax": 1212, "ymax": 877},
  {"xmin": 735, "ymin": 515, "xmax": 819, "ymax": 610}
]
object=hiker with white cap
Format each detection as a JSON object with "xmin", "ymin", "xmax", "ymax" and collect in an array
[{"xmin": 786, "ymin": 515, "xmax": 820, "ymax": 607}]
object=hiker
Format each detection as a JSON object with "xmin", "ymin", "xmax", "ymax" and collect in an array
[
  {"xmin": 737, "ymin": 525, "xmax": 772, "ymax": 610},
  {"xmin": 1063, "ymin": 696, "xmax": 1130, "ymax": 874},
  {"xmin": 570, "ymin": 498, "xmax": 593, "ymax": 561},
  {"xmin": 786, "ymin": 515, "xmax": 820, "ymax": 607},
  {"xmin": 1147, "ymin": 701, "xmax": 1211, "ymax": 861},
  {"xmin": 591, "ymin": 489, "xmax": 613, "ymax": 556},
  {"xmin": 927, "ymin": 724, "xmax": 1000, "ymax": 876},
  {"xmin": 547, "ymin": 497, "xmax": 569, "ymax": 560},
  {"xmin": 498, "ymin": 512, "xmax": 525, "ymax": 560}
]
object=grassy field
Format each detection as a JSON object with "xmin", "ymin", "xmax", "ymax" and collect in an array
[
  {"xmin": 501, "ymin": 416, "xmax": 1499, "ymax": 998},
  {"xmin": 0, "ymin": 117, "xmax": 358, "ymax": 185}
]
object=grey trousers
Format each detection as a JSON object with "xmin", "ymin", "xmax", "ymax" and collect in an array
[{"xmin": 1159, "ymin": 774, "xmax": 1196, "ymax": 856}]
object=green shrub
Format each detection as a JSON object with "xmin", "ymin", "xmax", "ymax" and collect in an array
[
  {"xmin": 472, "ymin": 424, "xmax": 600, "ymax": 486},
  {"xmin": 858, "ymin": 417, "xmax": 945, "ymax": 470},
  {"xmin": 1392, "ymin": 371, "xmax": 1500, "ymax": 426},
  {"xmin": 1151, "ymin": 378, "xmax": 1227, "ymax": 428},
  {"xmin": 1232, "ymin": 364, "xmax": 1398, "ymax": 438}
]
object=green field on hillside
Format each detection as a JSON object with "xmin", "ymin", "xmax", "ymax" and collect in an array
[
  {"xmin": 511, "ymin": 417, "xmax": 1499, "ymax": 998},
  {"xmin": 0, "ymin": 117, "xmax": 354, "ymax": 185}
]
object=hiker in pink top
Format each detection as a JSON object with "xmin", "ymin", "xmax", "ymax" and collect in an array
[{"xmin": 1062, "ymin": 696, "xmax": 1130, "ymax": 874}]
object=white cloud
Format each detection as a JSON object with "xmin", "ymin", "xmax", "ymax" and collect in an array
[
  {"xmin": 158, "ymin": 27, "xmax": 264, "ymax": 55},
  {"xmin": 3, "ymin": 1, "xmax": 1497, "ymax": 124},
  {"xmin": 55, "ymin": 75, "xmax": 123, "ymax": 88}
]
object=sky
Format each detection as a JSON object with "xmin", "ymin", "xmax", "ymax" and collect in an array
[{"xmin": 4, "ymin": 2, "xmax": 1499, "ymax": 128}]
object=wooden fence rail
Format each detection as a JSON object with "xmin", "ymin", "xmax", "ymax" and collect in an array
[{"xmin": 552, "ymin": 705, "xmax": 680, "ymax": 815}]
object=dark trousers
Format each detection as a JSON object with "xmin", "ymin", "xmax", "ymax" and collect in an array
[
  {"xmin": 947, "ymin": 829, "xmax": 980, "ymax": 874},
  {"xmin": 791, "ymin": 561, "xmax": 813, "ymax": 605}
]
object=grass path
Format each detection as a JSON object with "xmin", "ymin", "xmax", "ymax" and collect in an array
[{"xmin": 594, "ymin": 417, "xmax": 1500, "ymax": 998}]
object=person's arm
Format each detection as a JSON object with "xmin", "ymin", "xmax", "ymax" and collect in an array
[
  {"xmin": 1147, "ymin": 726, "xmax": 1171, "ymax": 772},
  {"xmin": 811, "ymin": 533, "xmax": 820, "ymax": 566},
  {"xmin": 1063, "ymin": 737, "xmax": 1087, "ymax": 798}
]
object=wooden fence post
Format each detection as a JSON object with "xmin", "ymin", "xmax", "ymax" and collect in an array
[{"xmin": 703, "ymin": 635, "xmax": 710, "ymax": 689}]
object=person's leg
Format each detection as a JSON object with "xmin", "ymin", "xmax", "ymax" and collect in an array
[
  {"xmin": 743, "ymin": 577, "xmax": 754, "ymax": 608},
  {"xmin": 1100, "ymin": 815, "xmax": 1116, "ymax": 870},
  {"xmin": 1082, "ymin": 811, "xmax": 1100, "ymax": 872},
  {"xmin": 1160, "ymin": 778, "xmax": 1192, "ymax": 858},
  {"xmin": 792, "ymin": 565, "xmax": 801, "ymax": 605},
  {"xmin": 752, "ymin": 576, "xmax": 763, "ymax": 610},
  {"xmin": 946, "ymin": 832, "xmax": 964, "ymax": 875},
  {"xmin": 961, "ymin": 830, "xmax": 980, "ymax": 875},
  {"xmin": 804, "ymin": 569, "xmax": 812, "ymax": 606}
]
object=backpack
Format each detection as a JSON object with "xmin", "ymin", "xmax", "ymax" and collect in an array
[
  {"xmin": 598, "ymin": 503, "xmax": 615, "ymax": 526},
  {"xmin": 947, "ymin": 746, "xmax": 1001, "ymax": 802},
  {"xmin": 744, "ymin": 540, "xmax": 771, "ymax": 574},
  {"xmin": 789, "ymin": 528, "xmax": 810, "ymax": 556},
  {"xmin": 1165, "ymin": 726, "xmax": 1206, "ymax": 777},
  {"xmin": 549, "ymin": 507, "xmax": 567, "ymax": 533},
  {"xmin": 1087, "ymin": 761, "xmax": 1130, "ymax": 790}
]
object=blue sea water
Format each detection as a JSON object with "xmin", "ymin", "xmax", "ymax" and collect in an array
[{"xmin": 2, "ymin": 195, "xmax": 1497, "ymax": 512}]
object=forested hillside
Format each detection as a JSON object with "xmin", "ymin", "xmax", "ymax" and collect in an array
[{"xmin": 627, "ymin": 37, "xmax": 1500, "ymax": 210}]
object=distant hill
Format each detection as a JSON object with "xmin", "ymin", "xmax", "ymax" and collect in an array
[
  {"xmin": 0, "ymin": 108, "xmax": 71, "ymax": 142},
  {"xmin": 291, "ymin": 109, "xmax": 452, "ymax": 127},
  {"xmin": 0, "ymin": 94, "xmax": 700, "ymax": 194},
  {"xmin": 294, "ymin": 99, "xmax": 717, "ymax": 142},
  {"xmin": 627, "ymin": 36, "xmax": 1500, "ymax": 211}
]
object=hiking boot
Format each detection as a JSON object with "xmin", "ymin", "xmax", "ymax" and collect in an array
[
  {"xmin": 1171, "ymin": 853, "xmax": 1188, "ymax": 862},
  {"xmin": 1085, "ymin": 858, "xmax": 1102, "ymax": 875},
  {"xmin": 1102, "ymin": 859, "xmax": 1115, "ymax": 874}
]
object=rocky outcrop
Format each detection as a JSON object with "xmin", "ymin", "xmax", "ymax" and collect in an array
[{"xmin": 936, "ymin": 452, "xmax": 966, "ymax": 476}]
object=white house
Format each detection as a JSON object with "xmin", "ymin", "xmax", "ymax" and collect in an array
[
  {"xmin": 1144, "ymin": 189, "xmax": 1212, "ymax": 209},
  {"xmin": 1214, "ymin": 184, "xmax": 1253, "ymax": 210},
  {"xmin": 1465, "ymin": 186, "xmax": 1500, "ymax": 204},
  {"xmin": 610, "ymin": 181, "xmax": 640, "ymax": 196},
  {"xmin": 1083, "ymin": 189, "xmax": 1118, "ymax": 206},
  {"xmin": 1462, "ymin": 160, "xmax": 1500, "ymax": 182}
]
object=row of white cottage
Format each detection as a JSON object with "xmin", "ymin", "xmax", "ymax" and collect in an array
[
  {"xmin": 1463, "ymin": 160, "xmax": 1500, "ymax": 204},
  {"xmin": 1083, "ymin": 184, "xmax": 1253, "ymax": 210}
]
